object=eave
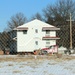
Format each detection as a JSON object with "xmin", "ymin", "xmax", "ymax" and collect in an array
[
  {"xmin": 42, "ymin": 36, "xmax": 60, "ymax": 40},
  {"xmin": 13, "ymin": 27, "xmax": 28, "ymax": 30},
  {"xmin": 42, "ymin": 27, "xmax": 60, "ymax": 31}
]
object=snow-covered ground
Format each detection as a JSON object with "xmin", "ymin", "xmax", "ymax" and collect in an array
[{"xmin": 0, "ymin": 55, "xmax": 75, "ymax": 75}]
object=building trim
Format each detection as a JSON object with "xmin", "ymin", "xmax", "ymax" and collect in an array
[
  {"xmin": 13, "ymin": 27, "xmax": 28, "ymax": 30},
  {"xmin": 42, "ymin": 27, "xmax": 60, "ymax": 30},
  {"xmin": 42, "ymin": 36, "xmax": 60, "ymax": 40}
]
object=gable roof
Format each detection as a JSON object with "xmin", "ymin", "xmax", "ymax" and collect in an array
[{"xmin": 13, "ymin": 19, "xmax": 60, "ymax": 30}]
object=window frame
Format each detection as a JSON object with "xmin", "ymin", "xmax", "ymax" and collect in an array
[
  {"xmin": 46, "ymin": 30, "xmax": 50, "ymax": 34},
  {"xmin": 23, "ymin": 30, "xmax": 27, "ymax": 34},
  {"xmin": 46, "ymin": 40, "xmax": 50, "ymax": 47},
  {"xmin": 35, "ymin": 41, "xmax": 38, "ymax": 45},
  {"xmin": 35, "ymin": 29, "xmax": 38, "ymax": 33},
  {"xmin": 46, "ymin": 30, "xmax": 50, "ymax": 36}
]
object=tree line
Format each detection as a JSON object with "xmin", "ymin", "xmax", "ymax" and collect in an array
[{"xmin": 0, "ymin": 0, "xmax": 75, "ymax": 52}]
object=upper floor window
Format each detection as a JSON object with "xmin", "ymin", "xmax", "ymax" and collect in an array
[
  {"xmin": 35, "ymin": 29, "xmax": 38, "ymax": 33},
  {"xmin": 35, "ymin": 41, "xmax": 38, "ymax": 45},
  {"xmin": 23, "ymin": 30, "xmax": 27, "ymax": 34},
  {"xmin": 46, "ymin": 30, "xmax": 50, "ymax": 36},
  {"xmin": 46, "ymin": 30, "xmax": 50, "ymax": 34}
]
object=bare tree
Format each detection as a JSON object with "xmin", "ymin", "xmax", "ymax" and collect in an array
[
  {"xmin": 3, "ymin": 13, "xmax": 27, "ymax": 54},
  {"xmin": 0, "ymin": 32, "xmax": 10, "ymax": 50},
  {"xmin": 43, "ymin": 0, "xmax": 75, "ymax": 48},
  {"xmin": 43, "ymin": 0, "xmax": 75, "ymax": 25},
  {"xmin": 30, "ymin": 13, "xmax": 43, "ymax": 21},
  {"xmin": 7, "ymin": 12, "xmax": 27, "ymax": 31}
]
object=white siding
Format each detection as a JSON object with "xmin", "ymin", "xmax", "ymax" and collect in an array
[
  {"xmin": 16, "ymin": 19, "xmax": 59, "ymax": 52},
  {"xmin": 50, "ymin": 31, "xmax": 56, "ymax": 37}
]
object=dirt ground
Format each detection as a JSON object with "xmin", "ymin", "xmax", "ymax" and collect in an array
[{"xmin": 0, "ymin": 54, "xmax": 75, "ymax": 62}]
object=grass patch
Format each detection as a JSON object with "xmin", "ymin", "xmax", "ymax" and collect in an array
[
  {"xmin": 8, "ymin": 64, "xmax": 13, "ymax": 66},
  {"xmin": 13, "ymin": 70, "xmax": 21, "ymax": 73}
]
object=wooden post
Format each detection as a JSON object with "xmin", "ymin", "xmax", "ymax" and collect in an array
[
  {"xmin": 67, "ymin": 13, "xmax": 73, "ymax": 49},
  {"xmin": 70, "ymin": 13, "xmax": 72, "ymax": 49}
]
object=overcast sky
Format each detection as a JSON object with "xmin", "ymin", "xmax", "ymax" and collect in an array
[{"xmin": 0, "ymin": 0, "xmax": 56, "ymax": 32}]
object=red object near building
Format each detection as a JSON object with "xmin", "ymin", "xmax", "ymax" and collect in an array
[{"xmin": 42, "ymin": 45, "xmax": 58, "ymax": 54}]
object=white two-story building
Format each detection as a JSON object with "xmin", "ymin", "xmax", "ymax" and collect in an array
[{"xmin": 14, "ymin": 19, "xmax": 60, "ymax": 52}]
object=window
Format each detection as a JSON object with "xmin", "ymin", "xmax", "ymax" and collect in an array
[
  {"xmin": 35, "ymin": 41, "xmax": 38, "ymax": 45},
  {"xmin": 46, "ymin": 42, "xmax": 50, "ymax": 44},
  {"xmin": 23, "ymin": 30, "xmax": 27, "ymax": 34},
  {"xmin": 46, "ymin": 40, "xmax": 50, "ymax": 47},
  {"xmin": 46, "ymin": 30, "xmax": 50, "ymax": 36},
  {"xmin": 35, "ymin": 29, "xmax": 38, "ymax": 33}
]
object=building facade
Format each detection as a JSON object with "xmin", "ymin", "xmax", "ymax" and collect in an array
[{"xmin": 14, "ymin": 19, "xmax": 60, "ymax": 52}]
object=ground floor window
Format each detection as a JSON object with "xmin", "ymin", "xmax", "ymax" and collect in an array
[{"xmin": 46, "ymin": 40, "xmax": 50, "ymax": 48}]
